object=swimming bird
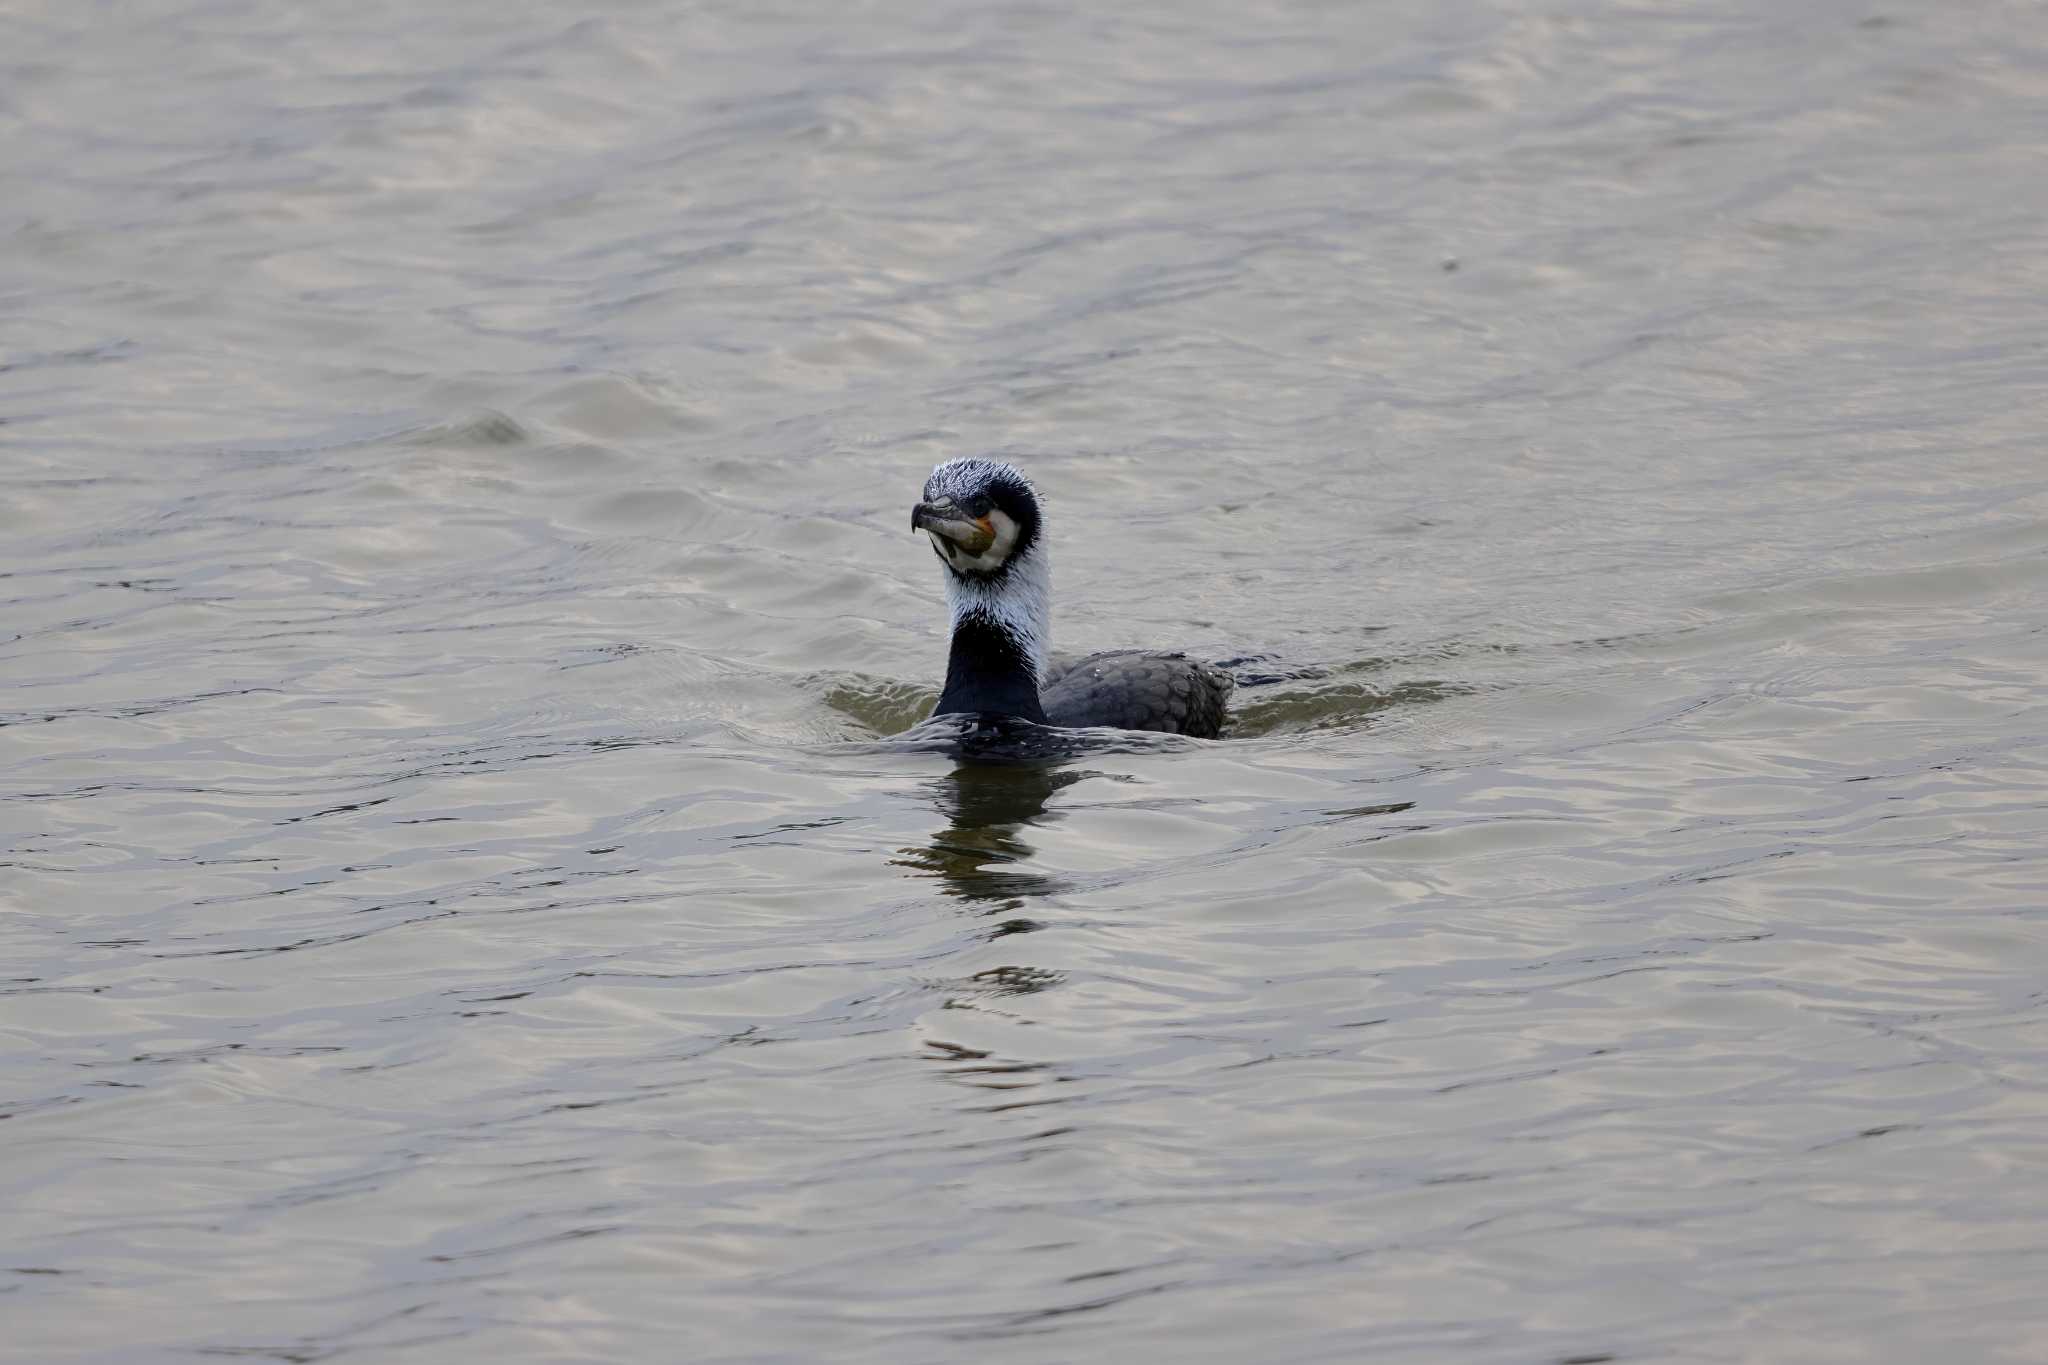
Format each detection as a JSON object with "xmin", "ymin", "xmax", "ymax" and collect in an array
[{"xmin": 912, "ymin": 457, "xmax": 1231, "ymax": 737}]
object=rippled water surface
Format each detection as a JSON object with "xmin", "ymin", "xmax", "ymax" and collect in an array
[{"xmin": 7, "ymin": 1, "xmax": 2048, "ymax": 1360}]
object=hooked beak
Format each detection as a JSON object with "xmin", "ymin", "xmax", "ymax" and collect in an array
[{"xmin": 912, "ymin": 498, "xmax": 996, "ymax": 555}]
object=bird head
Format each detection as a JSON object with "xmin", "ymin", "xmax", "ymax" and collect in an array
[{"xmin": 911, "ymin": 457, "xmax": 1042, "ymax": 582}]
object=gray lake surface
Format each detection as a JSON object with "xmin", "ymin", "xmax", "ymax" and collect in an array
[{"xmin": 5, "ymin": 2, "xmax": 2048, "ymax": 1361}]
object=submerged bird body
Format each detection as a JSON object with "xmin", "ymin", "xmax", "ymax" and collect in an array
[{"xmin": 912, "ymin": 458, "xmax": 1230, "ymax": 738}]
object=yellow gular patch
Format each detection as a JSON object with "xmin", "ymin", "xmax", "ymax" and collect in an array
[{"xmin": 951, "ymin": 507, "xmax": 1020, "ymax": 574}]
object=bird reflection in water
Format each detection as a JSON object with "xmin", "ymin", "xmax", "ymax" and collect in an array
[
  {"xmin": 898, "ymin": 760, "xmax": 1083, "ymax": 1096},
  {"xmin": 892, "ymin": 760, "xmax": 1090, "ymax": 936}
]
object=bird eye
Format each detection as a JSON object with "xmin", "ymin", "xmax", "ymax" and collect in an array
[{"xmin": 965, "ymin": 495, "xmax": 991, "ymax": 516}]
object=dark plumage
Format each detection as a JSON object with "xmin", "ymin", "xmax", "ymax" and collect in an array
[
  {"xmin": 912, "ymin": 458, "xmax": 1231, "ymax": 739},
  {"xmin": 1043, "ymin": 650, "xmax": 1232, "ymax": 735}
]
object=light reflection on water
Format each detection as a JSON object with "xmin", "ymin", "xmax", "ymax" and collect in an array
[{"xmin": 6, "ymin": 0, "xmax": 2048, "ymax": 1360}]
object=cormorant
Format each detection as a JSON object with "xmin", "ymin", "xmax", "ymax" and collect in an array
[{"xmin": 911, "ymin": 457, "xmax": 1231, "ymax": 737}]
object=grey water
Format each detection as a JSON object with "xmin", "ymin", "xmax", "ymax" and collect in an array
[{"xmin": 5, "ymin": 1, "xmax": 2048, "ymax": 1360}]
